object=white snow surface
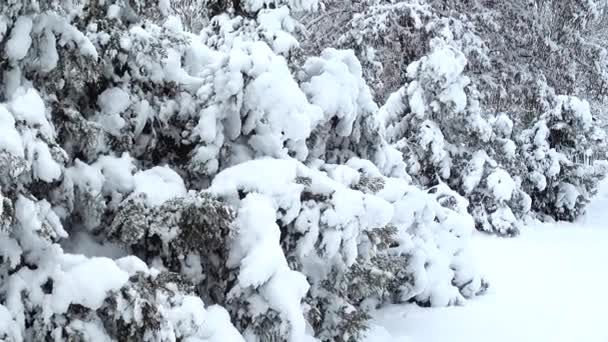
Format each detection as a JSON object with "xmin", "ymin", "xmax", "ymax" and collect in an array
[
  {"xmin": 132, "ymin": 166, "xmax": 187, "ymax": 206},
  {"xmin": 93, "ymin": 153, "xmax": 136, "ymax": 194},
  {"xmin": 97, "ymin": 87, "xmax": 130, "ymax": 116},
  {"xmin": 5, "ymin": 16, "xmax": 33, "ymax": 61},
  {"xmin": 50, "ymin": 255, "xmax": 130, "ymax": 314},
  {"xmin": 365, "ymin": 180, "xmax": 608, "ymax": 342}
]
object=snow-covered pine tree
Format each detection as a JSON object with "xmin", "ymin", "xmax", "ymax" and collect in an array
[
  {"xmin": 379, "ymin": 40, "xmax": 530, "ymax": 235},
  {"xmin": 519, "ymin": 93, "xmax": 608, "ymax": 221}
]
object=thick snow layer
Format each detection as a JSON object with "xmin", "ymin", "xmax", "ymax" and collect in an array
[
  {"xmin": 228, "ymin": 192, "xmax": 310, "ymax": 341},
  {"xmin": 366, "ymin": 181, "xmax": 608, "ymax": 341},
  {"xmin": 66, "ymin": 159, "xmax": 105, "ymax": 193},
  {"xmin": 5, "ymin": 16, "xmax": 33, "ymax": 61},
  {"xmin": 301, "ymin": 48, "xmax": 377, "ymax": 137},
  {"xmin": 93, "ymin": 153, "xmax": 136, "ymax": 194},
  {"xmin": 167, "ymin": 298, "xmax": 246, "ymax": 342},
  {"xmin": 95, "ymin": 87, "xmax": 130, "ymax": 134},
  {"xmin": 462, "ymin": 151, "xmax": 486, "ymax": 194},
  {"xmin": 486, "ymin": 168, "xmax": 515, "ymax": 201},
  {"xmin": 132, "ymin": 166, "xmax": 187, "ymax": 206},
  {"xmin": 257, "ymin": 7, "xmax": 300, "ymax": 54},
  {"xmin": 97, "ymin": 87, "xmax": 130, "ymax": 116},
  {"xmin": 32, "ymin": 141, "xmax": 62, "ymax": 182},
  {"xmin": 50, "ymin": 255, "xmax": 130, "ymax": 314},
  {"xmin": 9, "ymin": 87, "xmax": 54, "ymax": 138},
  {"xmin": 0, "ymin": 105, "xmax": 24, "ymax": 157}
]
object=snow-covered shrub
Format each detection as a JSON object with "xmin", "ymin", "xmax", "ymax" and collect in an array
[
  {"xmin": 209, "ymin": 158, "xmax": 486, "ymax": 340},
  {"xmin": 458, "ymin": 113, "xmax": 532, "ymax": 236},
  {"xmin": 379, "ymin": 42, "xmax": 530, "ymax": 235},
  {"xmin": 519, "ymin": 95, "xmax": 608, "ymax": 221},
  {"xmin": 1, "ymin": 248, "xmax": 243, "ymax": 341}
]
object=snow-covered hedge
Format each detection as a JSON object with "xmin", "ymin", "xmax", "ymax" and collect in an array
[
  {"xmin": 0, "ymin": 0, "xmax": 604, "ymax": 341},
  {"xmin": 208, "ymin": 158, "xmax": 485, "ymax": 340},
  {"xmin": 0, "ymin": 0, "xmax": 489, "ymax": 341}
]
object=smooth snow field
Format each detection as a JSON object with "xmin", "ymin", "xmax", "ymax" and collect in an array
[{"xmin": 366, "ymin": 182, "xmax": 608, "ymax": 342}]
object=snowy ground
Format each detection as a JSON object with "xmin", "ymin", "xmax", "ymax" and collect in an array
[{"xmin": 366, "ymin": 182, "xmax": 608, "ymax": 342}]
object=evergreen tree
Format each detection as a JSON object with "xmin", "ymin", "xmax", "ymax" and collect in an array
[
  {"xmin": 519, "ymin": 93, "xmax": 607, "ymax": 221},
  {"xmin": 379, "ymin": 41, "xmax": 530, "ymax": 235}
]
